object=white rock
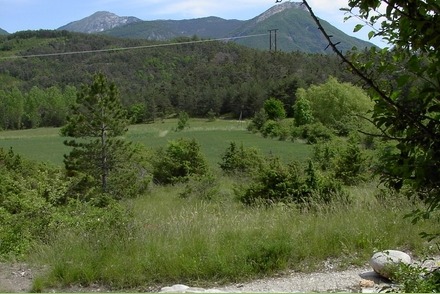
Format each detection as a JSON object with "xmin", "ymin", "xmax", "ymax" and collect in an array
[
  {"xmin": 369, "ymin": 250, "xmax": 411, "ymax": 279},
  {"xmin": 161, "ymin": 284, "xmax": 190, "ymax": 292}
]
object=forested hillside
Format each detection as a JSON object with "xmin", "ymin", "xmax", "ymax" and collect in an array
[{"xmin": 0, "ymin": 30, "xmax": 355, "ymax": 129}]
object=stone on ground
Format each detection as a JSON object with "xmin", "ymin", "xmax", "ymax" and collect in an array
[{"xmin": 369, "ymin": 250, "xmax": 411, "ymax": 279}]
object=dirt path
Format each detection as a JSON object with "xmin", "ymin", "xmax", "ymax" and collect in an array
[{"xmin": 0, "ymin": 262, "xmax": 392, "ymax": 293}]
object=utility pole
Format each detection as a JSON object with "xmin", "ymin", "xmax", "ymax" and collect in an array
[{"xmin": 268, "ymin": 29, "xmax": 278, "ymax": 52}]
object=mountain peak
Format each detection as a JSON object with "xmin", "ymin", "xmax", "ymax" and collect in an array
[
  {"xmin": 58, "ymin": 11, "xmax": 141, "ymax": 33},
  {"xmin": 256, "ymin": 1, "xmax": 306, "ymax": 23}
]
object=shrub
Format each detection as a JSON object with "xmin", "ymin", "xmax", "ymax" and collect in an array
[
  {"xmin": 293, "ymin": 122, "xmax": 334, "ymax": 144},
  {"xmin": 0, "ymin": 148, "xmax": 131, "ymax": 258},
  {"xmin": 312, "ymin": 139, "xmax": 340, "ymax": 171},
  {"xmin": 392, "ymin": 262, "xmax": 440, "ymax": 293},
  {"xmin": 264, "ymin": 97, "xmax": 286, "ymax": 121},
  {"xmin": 237, "ymin": 156, "xmax": 347, "ymax": 207},
  {"xmin": 176, "ymin": 111, "xmax": 190, "ymax": 131},
  {"xmin": 238, "ymin": 158, "xmax": 304, "ymax": 206},
  {"xmin": 179, "ymin": 174, "xmax": 220, "ymax": 201},
  {"xmin": 293, "ymin": 96, "xmax": 314, "ymax": 126},
  {"xmin": 247, "ymin": 109, "xmax": 268, "ymax": 132},
  {"xmin": 334, "ymin": 137, "xmax": 370, "ymax": 185},
  {"xmin": 261, "ymin": 120, "xmax": 282, "ymax": 138},
  {"xmin": 219, "ymin": 142, "xmax": 264, "ymax": 175},
  {"xmin": 152, "ymin": 138, "xmax": 209, "ymax": 185}
]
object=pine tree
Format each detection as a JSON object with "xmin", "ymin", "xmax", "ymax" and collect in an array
[{"xmin": 61, "ymin": 73, "xmax": 132, "ymax": 196}]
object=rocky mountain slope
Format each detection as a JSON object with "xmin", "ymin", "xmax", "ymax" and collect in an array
[
  {"xmin": 0, "ymin": 28, "xmax": 8, "ymax": 35},
  {"xmin": 58, "ymin": 11, "xmax": 142, "ymax": 33}
]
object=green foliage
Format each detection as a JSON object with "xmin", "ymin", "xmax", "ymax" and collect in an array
[
  {"xmin": 179, "ymin": 174, "xmax": 220, "ymax": 201},
  {"xmin": 334, "ymin": 137, "xmax": 370, "ymax": 185},
  {"xmin": 261, "ymin": 120, "xmax": 283, "ymax": 139},
  {"xmin": 312, "ymin": 139, "xmax": 339, "ymax": 172},
  {"xmin": 0, "ymin": 148, "xmax": 60, "ymax": 257},
  {"xmin": 295, "ymin": 77, "xmax": 373, "ymax": 134},
  {"xmin": 61, "ymin": 73, "xmax": 139, "ymax": 199},
  {"xmin": 152, "ymin": 138, "xmax": 209, "ymax": 185},
  {"xmin": 0, "ymin": 30, "xmax": 360, "ymax": 125},
  {"xmin": 291, "ymin": 122, "xmax": 334, "ymax": 144},
  {"xmin": 293, "ymin": 95, "xmax": 314, "ymax": 126},
  {"xmin": 238, "ymin": 157, "xmax": 346, "ymax": 206},
  {"xmin": 311, "ymin": 137, "xmax": 372, "ymax": 186},
  {"xmin": 128, "ymin": 103, "xmax": 147, "ymax": 124},
  {"xmin": 247, "ymin": 109, "xmax": 268, "ymax": 133},
  {"xmin": 345, "ymin": 0, "xmax": 440, "ymax": 233},
  {"xmin": 32, "ymin": 184, "xmax": 435, "ymax": 290},
  {"xmin": 391, "ymin": 262, "xmax": 440, "ymax": 293},
  {"xmin": 263, "ymin": 98, "xmax": 286, "ymax": 121},
  {"xmin": 219, "ymin": 142, "xmax": 264, "ymax": 175},
  {"xmin": 176, "ymin": 111, "xmax": 190, "ymax": 131}
]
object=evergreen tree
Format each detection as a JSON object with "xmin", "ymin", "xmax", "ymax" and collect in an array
[{"xmin": 61, "ymin": 73, "xmax": 132, "ymax": 196}]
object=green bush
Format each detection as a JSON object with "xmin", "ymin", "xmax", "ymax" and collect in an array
[
  {"xmin": 261, "ymin": 120, "xmax": 282, "ymax": 138},
  {"xmin": 247, "ymin": 109, "xmax": 268, "ymax": 132},
  {"xmin": 334, "ymin": 137, "xmax": 370, "ymax": 185},
  {"xmin": 176, "ymin": 111, "xmax": 190, "ymax": 131},
  {"xmin": 219, "ymin": 142, "xmax": 264, "ymax": 175},
  {"xmin": 264, "ymin": 97, "xmax": 286, "ymax": 121},
  {"xmin": 392, "ymin": 262, "xmax": 440, "ymax": 293},
  {"xmin": 179, "ymin": 174, "xmax": 220, "ymax": 201},
  {"xmin": 0, "ymin": 147, "xmax": 135, "ymax": 258},
  {"xmin": 238, "ymin": 158, "xmax": 304, "ymax": 206},
  {"xmin": 312, "ymin": 139, "xmax": 339, "ymax": 171},
  {"xmin": 291, "ymin": 122, "xmax": 334, "ymax": 144},
  {"xmin": 152, "ymin": 138, "xmax": 209, "ymax": 185},
  {"xmin": 237, "ymin": 156, "xmax": 347, "ymax": 207}
]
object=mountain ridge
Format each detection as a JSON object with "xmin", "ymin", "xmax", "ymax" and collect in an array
[{"xmin": 55, "ymin": 2, "xmax": 373, "ymax": 53}]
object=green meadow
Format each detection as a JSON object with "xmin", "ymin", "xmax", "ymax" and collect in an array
[{"xmin": 0, "ymin": 119, "xmax": 311, "ymax": 167}]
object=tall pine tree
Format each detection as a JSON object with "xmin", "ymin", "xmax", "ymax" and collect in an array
[{"xmin": 61, "ymin": 73, "xmax": 132, "ymax": 197}]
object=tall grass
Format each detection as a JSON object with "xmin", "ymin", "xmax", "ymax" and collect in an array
[{"xmin": 31, "ymin": 182, "xmax": 436, "ymax": 290}]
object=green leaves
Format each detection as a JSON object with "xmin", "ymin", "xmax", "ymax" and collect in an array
[
  {"xmin": 347, "ymin": 0, "xmax": 440, "ymax": 237},
  {"xmin": 353, "ymin": 24, "xmax": 364, "ymax": 33}
]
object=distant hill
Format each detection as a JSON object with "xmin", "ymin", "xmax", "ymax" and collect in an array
[
  {"xmin": 0, "ymin": 28, "xmax": 8, "ymax": 35},
  {"xmin": 58, "ymin": 11, "xmax": 142, "ymax": 33},
  {"xmin": 57, "ymin": 2, "xmax": 373, "ymax": 54}
]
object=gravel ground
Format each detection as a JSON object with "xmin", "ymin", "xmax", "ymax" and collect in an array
[
  {"xmin": 0, "ymin": 262, "xmax": 400, "ymax": 293},
  {"xmin": 160, "ymin": 265, "xmax": 394, "ymax": 293}
]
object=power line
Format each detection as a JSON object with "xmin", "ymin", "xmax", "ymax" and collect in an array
[{"xmin": 0, "ymin": 33, "xmax": 268, "ymax": 60}]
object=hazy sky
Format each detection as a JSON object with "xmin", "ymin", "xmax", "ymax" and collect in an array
[{"xmin": 0, "ymin": 0, "xmax": 385, "ymax": 46}]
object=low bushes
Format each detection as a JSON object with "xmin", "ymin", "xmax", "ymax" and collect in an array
[
  {"xmin": 152, "ymin": 138, "xmax": 209, "ymax": 184},
  {"xmin": 236, "ymin": 157, "xmax": 347, "ymax": 206}
]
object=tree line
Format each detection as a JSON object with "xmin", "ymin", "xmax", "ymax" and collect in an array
[{"xmin": 0, "ymin": 30, "xmax": 358, "ymax": 129}]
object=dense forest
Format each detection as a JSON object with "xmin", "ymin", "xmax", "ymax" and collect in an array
[{"xmin": 0, "ymin": 30, "xmax": 357, "ymax": 130}]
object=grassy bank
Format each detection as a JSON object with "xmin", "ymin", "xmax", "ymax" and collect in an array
[{"xmin": 30, "ymin": 182, "xmax": 435, "ymax": 291}]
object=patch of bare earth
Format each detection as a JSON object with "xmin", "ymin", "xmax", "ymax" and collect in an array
[{"xmin": 0, "ymin": 263, "xmax": 35, "ymax": 293}]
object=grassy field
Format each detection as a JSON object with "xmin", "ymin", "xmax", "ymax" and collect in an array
[{"xmin": 0, "ymin": 119, "xmax": 311, "ymax": 167}]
